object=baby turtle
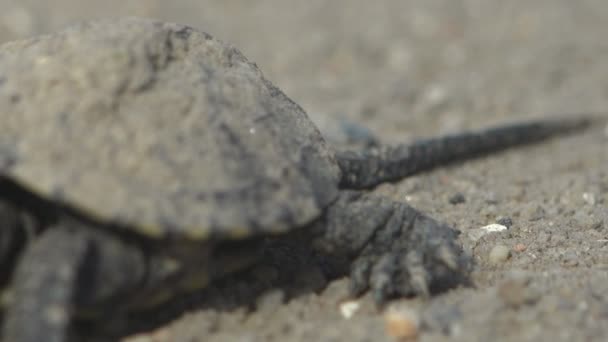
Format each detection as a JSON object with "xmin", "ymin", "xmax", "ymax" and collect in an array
[{"xmin": 0, "ymin": 18, "xmax": 591, "ymax": 341}]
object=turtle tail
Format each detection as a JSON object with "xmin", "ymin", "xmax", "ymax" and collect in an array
[{"xmin": 337, "ymin": 115, "xmax": 597, "ymax": 189}]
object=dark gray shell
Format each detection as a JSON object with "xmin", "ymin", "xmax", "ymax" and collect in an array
[{"xmin": 0, "ymin": 18, "xmax": 341, "ymax": 240}]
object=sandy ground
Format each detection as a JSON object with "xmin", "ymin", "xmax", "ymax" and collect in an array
[{"xmin": 1, "ymin": 1, "xmax": 607, "ymax": 341}]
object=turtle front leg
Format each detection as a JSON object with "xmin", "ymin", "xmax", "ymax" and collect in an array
[
  {"xmin": 0, "ymin": 200, "xmax": 40, "ymax": 293},
  {"xmin": 0, "ymin": 201, "xmax": 26, "ymax": 287},
  {"xmin": 1, "ymin": 220, "xmax": 149, "ymax": 342},
  {"xmin": 313, "ymin": 191, "xmax": 468, "ymax": 304}
]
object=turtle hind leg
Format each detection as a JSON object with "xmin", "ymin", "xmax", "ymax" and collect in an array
[
  {"xmin": 2, "ymin": 223, "xmax": 147, "ymax": 342},
  {"xmin": 349, "ymin": 207, "xmax": 467, "ymax": 304},
  {"xmin": 314, "ymin": 191, "xmax": 468, "ymax": 304}
]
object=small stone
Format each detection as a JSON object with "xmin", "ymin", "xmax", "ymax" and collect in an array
[
  {"xmin": 497, "ymin": 217, "xmax": 513, "ymax": 228},
  {"xmin": 582, "ymin": 192, "xmax": 596, "ymax": 205},
  {"xmin": 384, "ymin": 306, "xmax": 420, "ymax": 340},
  {"xmin": 448, "ymin": 193, "xmax": 466, "ymax": 205},
  {"xmin": 513, "ymin": 243, "xmax": 527, "ymax": 252},
  {"xmin": 527, "ymin": 205, "xmax": 546, "ymax": 221},
  {"xmin": 467, "ymin": 223, "xmax": 508, "ymax": 243},
  {"xmin": 481, "ymin": 223, "xmax": 508, "ymax": 233},
  {"xmin": 339, "ymin": 300, "xmax": 361, "ymax": 319},
  {"xmin": 489, "ymin": 245, "xmax": 511, "ymax": 264},
  {"xmin": 560, "ymin": 251, "xmax": 579, "ymax": 267}
]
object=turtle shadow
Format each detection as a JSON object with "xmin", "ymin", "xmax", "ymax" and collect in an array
[{"xmin": 76, "ymin": 232, "xmax": 471, "ymax": 341}]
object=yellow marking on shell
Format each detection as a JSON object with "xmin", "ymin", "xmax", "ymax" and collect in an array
[
  {"xmin": 0, "ymin": 289, "xmax": 12, "ymax": 309},
  {"xmin": 9, "ymin": 174, "xmax": 52, "ymax": 200},
  {"xmin": 267, "ymin": 224, "xmax": 289, "ymax": 235},
  {"xmin": 228, "ymin": 227, "xmax": 252, "ymax": 239},
  {"xmin": 183, "ymin": 226, "xmax": 211, "ymax": 240},
  {"xmin": 134, "ymin": 224, "xmax": 164, "ymax": 239},
  {"xmin": 8, "ymin": 175, "xmax": 168, "ymax": 238},
  {"xmin": 130, "ymin": 290, "xmax": 177, "ymax": 311}
]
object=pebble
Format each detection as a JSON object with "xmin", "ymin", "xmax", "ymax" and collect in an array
[
  {"xmin": 582, "ymin": 192, "xmax": 596, "ymax": 205},
  {"xmin": 497, "ymin": 217, "xmax": 513, "ymax": 228},
  {"xmin": 513, "ymin": 243, "xmax": 527, "ymax": 252},
  {"xmin": 560, "ymin": 250, "xmax": 579, "ymax": 267},
  {"xmin": 527, "ymin": 205, "xmax": 546, "ymax": 221},
  {"xmin": 482, "ymin": 223, "xmax": 508, "ymax": 233},
  {"xmin": 489, "ymin": 245, "xmax": 511, "ymax": 264},
  {"xmin": 339, "ymin": 300, "xmax": 361, "ymax": 319},
  {"xmin": 384, "ymin": 305, "xmax": 420, "ymax": 341},
  {"xmin": 448, "ymin": 192, "xmax": 466, "ymax": 205},
  {"xmin": 467, "ymin": 223, "xmax": 508, "ymax": 243}
]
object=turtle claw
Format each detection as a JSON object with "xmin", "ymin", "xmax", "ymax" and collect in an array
[
  {"xmin": 403, "ymin": 252, "xmax": 431, "ymax": 298},
  {"xmin": 349, "ymin": 258, "xmax": 373, "ymax": 297},
  {"xmin": 360, "ymin": 250, "xmax": 432, "ymax": 305},
  {"xmin": 369, "ymin": 254, "xmax": 398, "ymax": 304}
]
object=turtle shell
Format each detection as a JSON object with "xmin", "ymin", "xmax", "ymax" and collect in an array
[{"xmin": 0, "ymin": 18, "xmax": 341, "ymax": 240}]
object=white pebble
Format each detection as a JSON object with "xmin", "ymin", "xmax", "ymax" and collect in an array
[
  {"xmin": 339, "ymin": 300, "xmax": 360, "ymax": 319},
  {"xmin": 468, "ymin": 223, "xmax": 508, "ymax": 243},
  {"xmin": 582, "ymin": 192, "xmax": 596, "ymax": 206},
  {"xmin": 481, "ymin": 223, "xmax": 508, "ymax": 233}
]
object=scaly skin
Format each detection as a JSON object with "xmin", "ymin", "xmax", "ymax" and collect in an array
[
  {"xmin": 2, "ymin": 222, "xmax": 147, "ymax": 342},
  {"xmin": 0, "ymin": 201, "xmax": 24, "ymax": 288},
  {"xmin": 313, "ymin": 190, "xmax": 464, "ymax": 304},
  {"xmin": 337, "ymin": 116, "xmax": 592, "ymax": 188}
]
